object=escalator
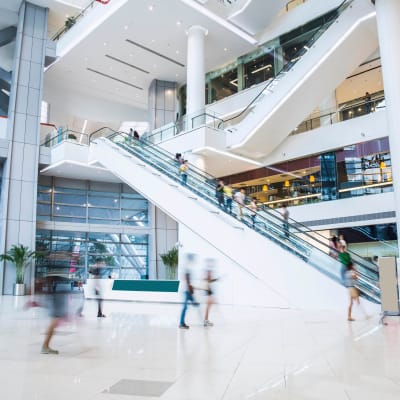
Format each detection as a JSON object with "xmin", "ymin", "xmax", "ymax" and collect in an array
[
  {"xmin": 90, "ymin": 129, "xmax": 380, "ymax": 305},
  {"xmin": 218, "ymin": 0, "xmax": 378, "ymax": 160}
]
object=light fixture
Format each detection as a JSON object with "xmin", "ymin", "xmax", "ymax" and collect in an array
[
  {"xmin": 251, "ymin": 64, "xmax": 272, "ymax": 74},
  {"xmin": 380, "ymin": 160, "xmax": 386, "ymax": 169},
  {"xmin": 176, "ymin": 20, "xmax": 182, "ymax": 26},
  {"xmin": 262, "ymin": 184, "xmax": 268, "ymax": 192},
  {"xmin": 148, "ymin": 5, "xmax": 154, "ymax": 11},
  {"xmin": 124, "ymin": 25, "xmax": 128, "ymax": 30},
  {"xmin": 224, "ymin": 47, "xmax": 228, "ymax": 52},
  {"xmin": 309, "ymin": 175, "xmax": 315, "ymax": 183},
  {"xmin": 284, "ymin": 180, "xmax": 290, "ymax": 187}
]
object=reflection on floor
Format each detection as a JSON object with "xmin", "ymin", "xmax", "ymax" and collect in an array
[{"xmin": 0, "ymin": 295, "xmax": 399, "ymax": 400}]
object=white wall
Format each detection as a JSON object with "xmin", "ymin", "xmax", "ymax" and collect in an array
[
  {"xmin": 43, "ymin": 82, "xmax": 147, "ymax": 129},
  {"xmin": 262, "ymin": 110, "xmax": 388, "ymax": 166},
  {"xmin": 290, "ymin": 192, "xmax": 396, "ymax": 230}
]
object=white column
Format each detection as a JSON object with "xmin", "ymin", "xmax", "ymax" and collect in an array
[
  {"xmin": 375, "ymin": 0, "xmax": 400, "ymax": 251},
  {"xmin": 186, "ymin": 25, "xmax": 208, "ymax": 129}
]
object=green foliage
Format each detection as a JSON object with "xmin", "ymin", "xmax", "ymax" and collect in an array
[
  {"xmin": 0, "ymin": 244, "xmax": 42, "ymax": 284},
  {"xmin": 160, "ymin": 247, "xmax": 179, "ymax": 280}
]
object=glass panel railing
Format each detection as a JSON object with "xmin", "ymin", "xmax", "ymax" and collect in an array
[
  {"xmin": 218, "ymin": 0, "xmax": 354, "ymax": 129},
  {"xmin": 41, "ymin": 129, "xmax": 90, "ymax": 147},
  {"xmin": 292, "ymin": 93, "xmax": 386, "ymax": 135},
  {"xmin": 142, "ymin": 111, "xmax": 225, "ymax": 145},
  {"xmin": 91, "ymin": 127, "xmax": 380, "ymax": 303},
  {"xmin": 51, "ymin": 0, "xmax": 104, "ymax": 41}
]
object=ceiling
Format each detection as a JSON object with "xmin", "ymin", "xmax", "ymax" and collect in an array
[{"xmin": 44, "ymin": 0, "xmax": 264, "ymax": 114}]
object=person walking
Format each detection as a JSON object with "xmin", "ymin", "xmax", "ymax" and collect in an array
[
  {"xmin": 281, "ymin": 204, "xmax": 289, "ymax": 238},
  {"xmin": 91, "ymin": 258, "xmax": 106, "ymax": 318},
  {"xmin": 179, "ymin": 253, "xmax": 198, "ymax": 329},
  {"xmin": 179, "ymin": 160, "xmax": 188, "ymax": 186},
  {"xmin": 203, "ymin": 260, "xmax": 218, "ymax": 327},
  {"xmin": 216, "ymin": 180, "xmax": 225, "ymax": 209}
]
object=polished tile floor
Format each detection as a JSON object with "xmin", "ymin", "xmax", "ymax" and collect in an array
[{"xmin": 0, "ymin": 295, "xmax": 399, "ymax": 400}]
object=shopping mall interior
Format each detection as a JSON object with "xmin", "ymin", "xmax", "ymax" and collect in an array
[{"xmin": 0, "ymin": 0, "xmax": 400, "ymax": 398}]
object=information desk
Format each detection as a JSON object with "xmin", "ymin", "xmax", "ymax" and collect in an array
[{"xmin": 84, "ymin": 279, "xmax": 181, "ymax": 302}]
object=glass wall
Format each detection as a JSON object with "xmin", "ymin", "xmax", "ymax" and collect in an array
[
  {"xmin": 224, "ymin": 138, "xmax": 393, "ymax": 208},
  {"xmin": 35, "ymin": 177, "xmax": 151, "ymax": 287},
  {"xmin": 35, "ymin": 230, "xmax": 149, "ymax": 284},
  {"xmin": 37, "ymin": 177, "xmax": 149, "ymax": 226}
]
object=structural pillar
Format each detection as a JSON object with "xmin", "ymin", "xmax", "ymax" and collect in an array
[
  {"xmin": 0, "ymin": 2, "xmax": 48, "ymax": 294},
  {"xmin": 375, "ymin": 0, "xmax": 400, "ymax": 253},
  {"xmin": 186, "ymin": 25, "xmax": 208, "ymax": 129}
]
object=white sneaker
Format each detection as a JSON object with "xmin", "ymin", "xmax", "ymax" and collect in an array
[
  {"xmin": 41, "ymin": 347, "xmax": 59, "ymax": 355},
  {"xmin": 204, "ymin": 320, "xmax": 213, "ymax": 327}
]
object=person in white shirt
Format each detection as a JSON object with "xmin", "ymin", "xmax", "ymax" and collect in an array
[{"xmin": 233, "ymin": 188, "xmax": 245, "ymax": 220}]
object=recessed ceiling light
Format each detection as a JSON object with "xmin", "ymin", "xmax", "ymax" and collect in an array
[
  {"xmin": 224, "ymin": 47, "xmax": 228, "ymax": 52},
  {"xmin": 103, "ymin": 42, "xmax": 107, "ymax": 46},
  {"xmin": 148, "ymin": 5, "xmax": 154, "ymax": 11},
  {"xmin": 151, "ymin": 39, "xmax": 155, "ymax": 43},
  {"xmin": 124, "ymin": 25, "xmax": 128, "ymax": 30},
  {"xmin": 175, "ymin": 73, "xmax": 179, "ymax": 77},
  {"xmin": 176, "ymin": 21, "xmax": 182, "ymax": 26},
  {"xmin": 176, "ymin": 50, "xmax": 180, "ymax": 54}
]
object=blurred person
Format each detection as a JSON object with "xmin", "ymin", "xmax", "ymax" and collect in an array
[
  {"xmin": 329, "ymin": 235, "xmax": 339, "ymax": 258},
  {"xmin": 281, "ymin": 204, "xmax": 289, "ymax": 238},
  {"xmin": 338, "ymin": 244, "xmax": 352, "ymax": 283},
  {"xmin": 364, "ymin": 91, "xmax": 371, "ymax": 114},
  {"xmin": 216, "ymin": 180, "xmax": 225, "ymax": 208},
  {"xmin": 233, "ymin": 188, "xmax": 246, "ymax": 220},
  {"xmin": 223, "ymin": 183, "xmax": 233, "ymax": 214},
  {"xmin": 91, "ymin": 258, "xmax": 106, "ymax": 318},
  {"xmin": 339, "ymin": 234, "xmax": 347, "ymax": 251},
  {"xmin": 203, "ymin": 259, "xmax": 218, "ymax": 327},
  {"xmin": 343, "ymin": 265, "xmax": 368, "ymax": 321},
  {"xmin": 179, "ymin": 160, "xmax": 188, "ymax": 186},
  {"xmin": 179, "ymin": 253, "xmax": 198, "ymax": 329},
  {"xmin": 133, "ymin": 130, "xmax": 140, "ymax": 140},
  {"xmin": 26, "ymin": 275, "xmax": 71, "ymax": 354},
  {"xmin": 248, "ymin": 197, "xmax": 258, "ymax": 228}
]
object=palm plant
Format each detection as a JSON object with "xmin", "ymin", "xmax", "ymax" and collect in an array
[
  {"xmin": 0, "ymin": 244, "xmax": 41, "ymax": 284},
  {"xmin": 160, "ymin": 246, "xmax": 179, "ymax": 280}
]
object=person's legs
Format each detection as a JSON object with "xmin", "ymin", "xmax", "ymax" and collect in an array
[
  {"xmin": 204, "ymin": 296, "xmax": 214, "ymax": 326},
  {"xmin": 227, "ymin": 198, "xmax": 232, "ymax": 214},
  {"xmin": 179, "ymin": 291, "xmax": 190, "ymax": 327},
  {"xmin": 42, "ymin": 318, "xmax": 60, "ymax": 354},
  {"xmin": 348, "ymin": 297, "xmax": 354, "ymax": 321}
]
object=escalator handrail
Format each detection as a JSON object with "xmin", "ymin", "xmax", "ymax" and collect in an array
[{"xmin": 217, "ymin": 0, "xmax": 352, "ymax": 129}]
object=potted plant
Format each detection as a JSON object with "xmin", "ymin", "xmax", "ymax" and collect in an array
[
  {"xmin": 0, "ymin": 244, "xmax": 41, "ymax": 296},
  {"xmin": 160, "ymin": 246, "xmax": 178, "ymax": 280}
]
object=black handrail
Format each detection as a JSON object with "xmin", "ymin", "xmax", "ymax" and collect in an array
[{"xmin": 217, "ymin": 0, "xmax": 351, "ymax": 129}]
